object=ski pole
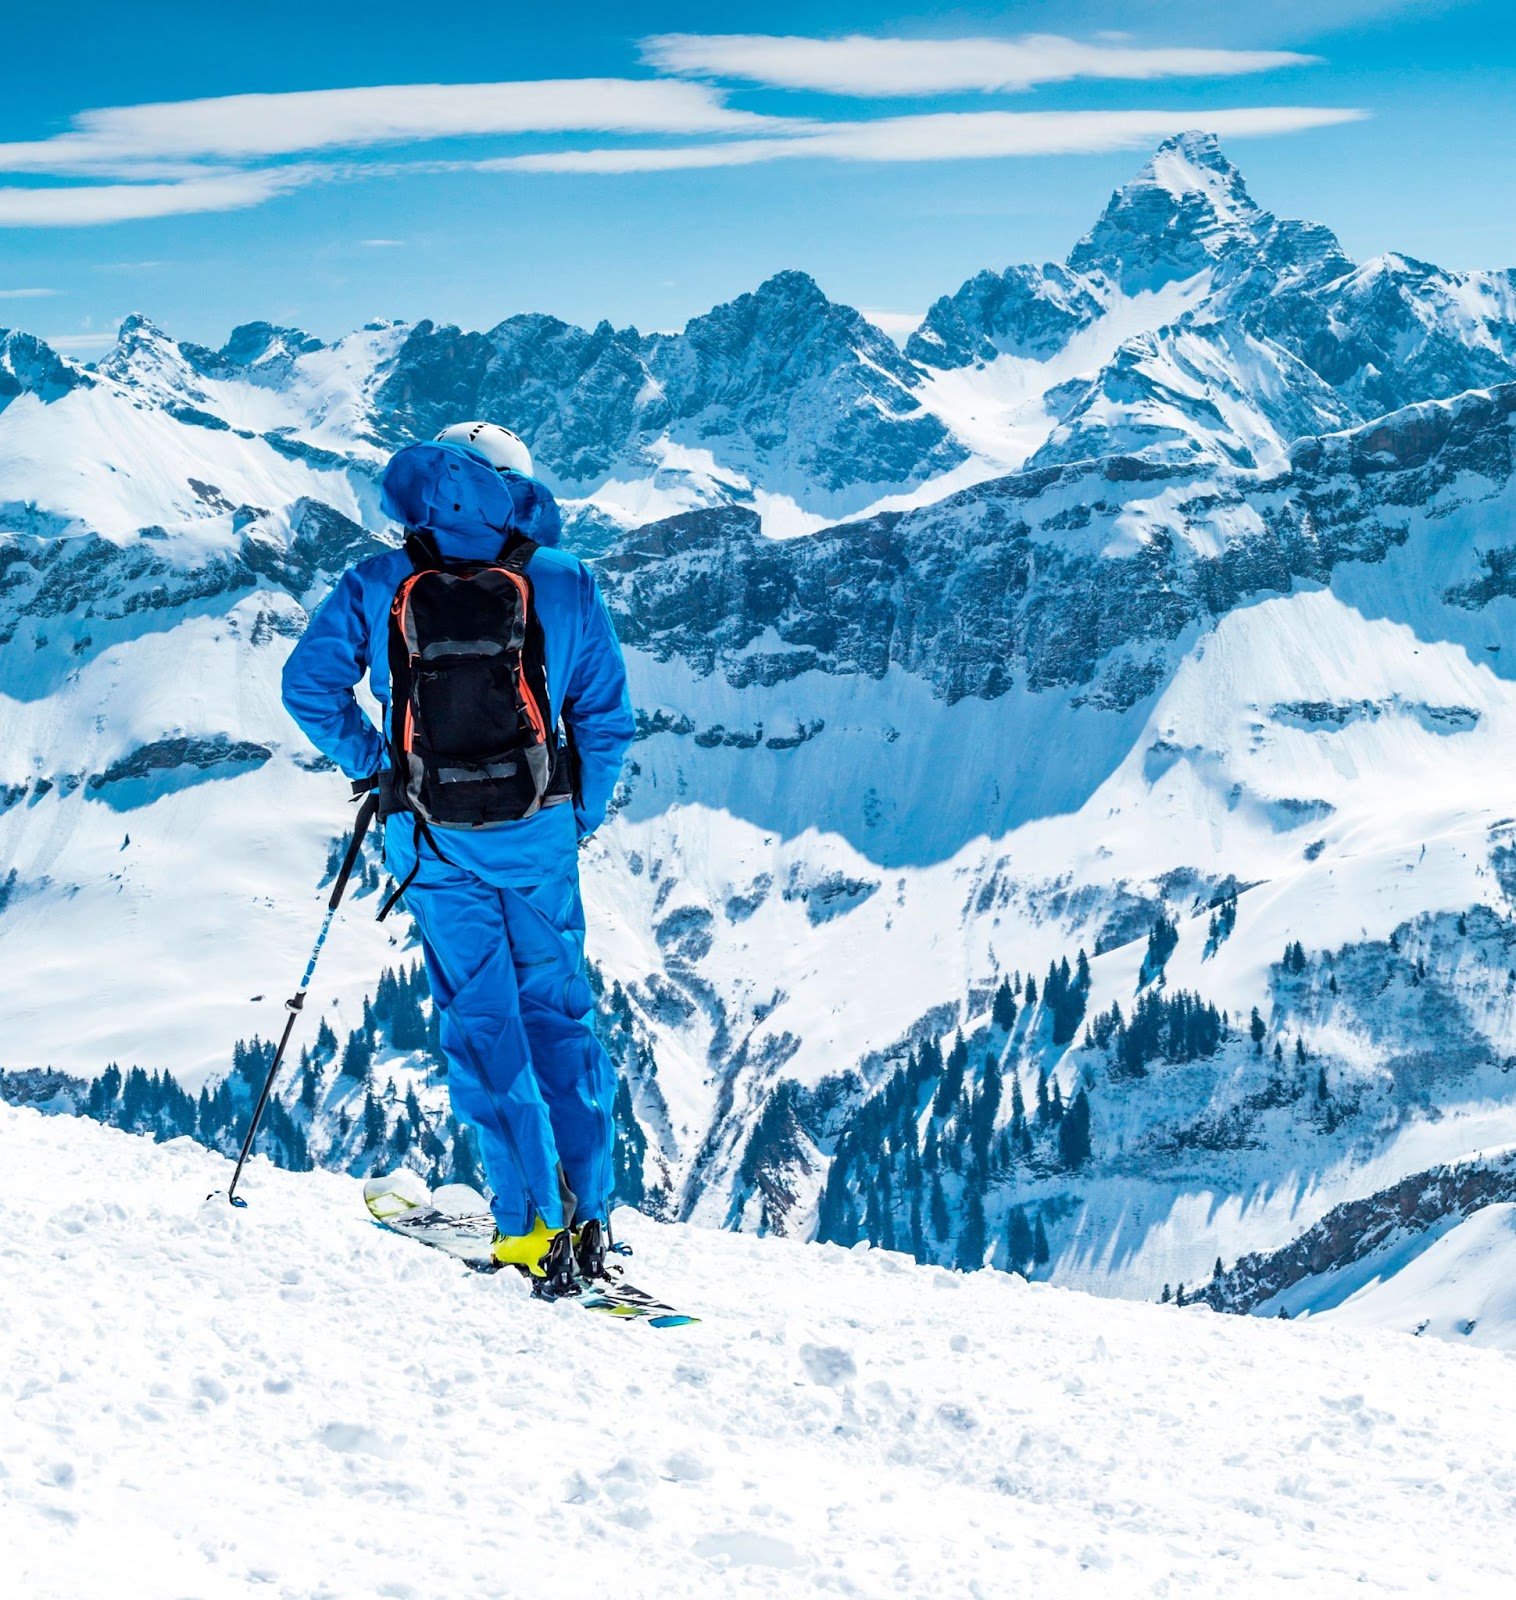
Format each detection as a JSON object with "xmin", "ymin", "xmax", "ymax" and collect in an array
[{"xmin": 220, "ymin": 786, "xmax": 380, "ymax": 1207}]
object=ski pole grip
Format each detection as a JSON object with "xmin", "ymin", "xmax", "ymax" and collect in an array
[{"xmin": 327, "ymin": 791, "xmax": 379, "ymax": 912}]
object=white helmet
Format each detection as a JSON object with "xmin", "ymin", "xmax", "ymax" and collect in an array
[{"xmin": 434, "ymin": 419, "xmax": 533, "ymax": 478}]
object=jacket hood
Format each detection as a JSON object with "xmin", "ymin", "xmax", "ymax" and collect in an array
[{"xmin": 379, "ymin": 440, "xmax": 562, "ymax": 556}]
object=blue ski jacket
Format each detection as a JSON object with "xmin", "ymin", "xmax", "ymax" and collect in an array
[{"xmin": 281, "ymin": 441, "xmax": 635, "ymax": 883}]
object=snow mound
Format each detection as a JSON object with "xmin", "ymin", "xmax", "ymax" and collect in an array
[
  {"xmin": 1306, "ymin": 1203, "xmax": 1516, "ymax": 1349},
  {"xmin": 4, "ymin": 1104, "xmax": 1516, "ymax": 1597}
]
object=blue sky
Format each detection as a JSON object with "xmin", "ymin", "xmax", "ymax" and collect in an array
[{"xmin": 1, "ymin": 1, "xmax": 1511, "ymax": 354}]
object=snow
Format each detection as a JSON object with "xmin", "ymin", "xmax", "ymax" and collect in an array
[{"xmin": 6, "ymin": 1101, "xmax": 1516, "ymax": 1597}]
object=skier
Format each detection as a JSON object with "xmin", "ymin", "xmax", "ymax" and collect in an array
[{"xmin": 281, "ymin": 422, "xmax": 635, "ymax": 1297}]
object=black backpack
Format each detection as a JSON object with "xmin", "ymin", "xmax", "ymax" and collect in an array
[{"xmin": 385, "ymin": 529, "xmax": 571, "ymax": 830}]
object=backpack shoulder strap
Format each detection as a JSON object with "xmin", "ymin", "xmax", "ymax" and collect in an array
[
  {"xmin": 498, "ymin": 533, "xmax": 539, "ymax": 574},
  {"xmin": 403, "ymin": 528, "xmax": 443, "ymax": 572}
]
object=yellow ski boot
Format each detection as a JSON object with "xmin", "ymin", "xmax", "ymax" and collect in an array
[{"xmin": 491, "ymin": 1217, "xmax": 580, "ymax": 1298}]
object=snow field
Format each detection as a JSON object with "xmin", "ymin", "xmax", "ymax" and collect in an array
[{"xmin": 4, "ymin": 1103, "xmax": 1516, "ymax": 1598}]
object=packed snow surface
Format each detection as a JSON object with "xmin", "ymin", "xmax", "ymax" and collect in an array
[{"xmin": 5, "ymin": 1105, "xmax": 1516, "ymax": 1598}]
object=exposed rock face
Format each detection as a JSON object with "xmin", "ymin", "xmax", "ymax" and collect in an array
[
  {"xmin": 598, "ymin": 384, "xmax": 1512, "ymax": 706},
  {"xmin": 0, "ymin": 329, "xmax": 93, "ymax": 409},
  {"xmin": 375, "ymin": 271, "xmax": 962, "ymax": 497},
  {"xmin": 1211, "ymin": 1152, "xmax": 1516, "ymax": 1315},
  {"xmin": 907, "ymin": 265, "xmax": 1104, "ymax": 368}
]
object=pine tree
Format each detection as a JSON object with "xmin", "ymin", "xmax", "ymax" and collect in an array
[
  {"xmin": 1007, "ymin": 1207, "xmax": 1035, "ymax": 1273},
  {"xmin": 876, "ymin": 1163, "xmax": 897, "ymax": 1253},
  {"xmin": 929, "ymin": 1173, "xmax": 950, "ymax": 1241},
  {"xmin": 992, "ymin": 979, "xmax": 1018, "ymax": 1033},
  {"xmin": 392, "ymin": 978, "xmax": 428, "ymax": 1051},
  {"xmin": 361, "ymin": 1091, "xmax": 386, "ymax": 1151},
  {"xmin": 1035, "ymin": 1066, "xmax": 1050, "ymax": 1123},
  {"xmin": 1316, "ymin": 1065, "xmax": 1329, "ymax": 1101},
  {"xmin": 1058, "ymin": 1088, "xmax": 1092, "ymax": 1169},
  {"xmin": 1141, "ymin": 914, "xmax": 1179, "ymax": 985},
  {"xmin": 374, "ymin": 968, "xmax": 398, "ymax": 1025},
  {"xmin": 1250, "ymin": 1006, "xmax": 1266, "ymax": 1054},
  {"xmin": 1033, "ymin": 1213, "xmax": 1050, "ymax": 1266},
  {"xmin": 955, "ymin": 1188, "xmax": 986, "ymax": 1272},
  {"xmin": 1024, "ymin": 974, "xmax": 1037, "ymax": 1007},
  {"xmin": 1161, "ymin": 1283, "xmax": 1172, "ymax": 1304},
  {"xmin": 971, "ymin": 1055, "xmax": 1002, "ymax": 1171},
  {"xmin": 932, "ymin": 1036, "xmax": 967, "ymax": 1117},
  {"xmin": 340, "ymin": 1026, "xmax": 373, "ymax": 1080},
  {"xmin": 904, "ymin": 1144, "xmax": 926, "ymax": 1262},
  {"xmin": 1295, "ymin": 1036, "xmax": 1307, "ymax": 1064},
  {"xmin": 313, "ymin": 1017, "xmax": 338, "ymax": 1064}
]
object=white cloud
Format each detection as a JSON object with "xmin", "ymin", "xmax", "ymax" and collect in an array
[
  {"xmin": 641, "ymin": 32, "xmax": 1320, "ymax": 96},
  {"xmin": 0, "ymin": 81, "xmax": 780, "ymax": 175},
  {"xmin": 485, "ymin": 106, "xmax": 1366, "ymax": 174},
  {"xmin": 359, "ymin": 238, "xmax": 406, "ymax": 247},
  {"xmin": 0, "ymin": 287, "xmax": 61, "ymax": 298},
  {"xmin": 859, "ymin": 308, "xmax": 924, "ymax": 345},
  {"xmin": 0, "ymin": 170, "xmax": 308, "ymax": 227},
  {"xmin": 38, "ymin": 332, "xmax": 118, "ymax": 351}
]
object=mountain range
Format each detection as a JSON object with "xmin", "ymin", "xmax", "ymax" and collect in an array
[{"xmin": 5, "ymin": 130, "xmax": 1516, "ymax": 1334}]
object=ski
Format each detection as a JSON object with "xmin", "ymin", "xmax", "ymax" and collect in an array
[{"xmin": 362, "ymin": 1172, "xmax": 698, "ymax": 1327}]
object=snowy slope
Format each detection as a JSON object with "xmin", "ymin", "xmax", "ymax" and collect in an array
[{"xmin": 6, "ymin": 1103, "xmax": 1516, "ymax": 1599}]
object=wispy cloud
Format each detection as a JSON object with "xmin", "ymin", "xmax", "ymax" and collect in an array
[
  {"xmin": 485, "ymin": 106, "xmax": 1366, "ymax": 174},
  {"xmin": 0, "ymin": 51, "xmax": 1360, "ymax": 228},
  {"xmin": 359, "ymin": 238, "xmax": 406, "ymax": 247},
  {"xmin": 0, "ymin": 81, "xmax": 779, "ymax": 175},
  {"xmin": 641, "ymin": 32, "xmax": 1319, "ymax": 96},
  {"xmin": 0, "ymin": 170, "xmax": 309, "ymax": 227},
  {"xmin": 39, "ymin": 332, "xmax": 119, "ymax": 351},
  {"xmin": 0, "ymin": 286, "xmax": 62, "ymax": 298}
]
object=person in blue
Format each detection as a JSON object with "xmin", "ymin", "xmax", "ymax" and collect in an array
[{"xmin": 281, "ymin": 421, "xmax": 635, "ymax": 1296}]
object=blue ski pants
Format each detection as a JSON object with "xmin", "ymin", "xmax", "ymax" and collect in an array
[{"xmin": 400, "ymin": 854, "xmax": 616, "ymax": 1237}]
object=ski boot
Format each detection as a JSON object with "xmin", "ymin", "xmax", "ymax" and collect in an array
[
  {"xmin": 491, "ymin": 1218, "xmax": 581, "ymax": 1299},
  {"xmin": 573, "ymin": 1217, "xmax": 612, "ymax": 1283}
]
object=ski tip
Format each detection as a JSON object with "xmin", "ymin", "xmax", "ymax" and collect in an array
[{"xmin": 362, "ymin": 1168, "xmax": 430, "ymax": 1221}]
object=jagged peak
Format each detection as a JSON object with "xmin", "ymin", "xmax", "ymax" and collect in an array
[
  {"xmin": 219, "ymin": 322, "xmax": 323, "ymax": 369},
  {"xmin": 116, "ymin": 311, "xmax": 172, "ymax": 342},
  {"xmin": 97, "ymin": 312, "xmax": 195, "ymax": 385},
  {"xmin": 0, "ymin": 327, "xmax": 93, "ymax": 401},
  {"xmin": 1142, "ymin": 131, "xmax": 1257, "ymax": 213},
  {"xmin": 1069, "ymin": 132, "xmax": 1269, "ymax": 293}
]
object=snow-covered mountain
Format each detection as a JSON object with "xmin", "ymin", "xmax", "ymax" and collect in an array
[{"xmin": 5, "ymin": 131, "xmax": 1516, "ymax": 1327}]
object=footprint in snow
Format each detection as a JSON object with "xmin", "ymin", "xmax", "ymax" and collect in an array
[
  {"xmin": 318, "ymin": 1422, "xmax": 398, "ymax": 1456},
  {"xmin": 693, "ymin": 1531, "xmax": 805, "ymax": 1571},
  {"xmin": 798, "ymin": 1342, "xmax": 856, "ymax": 1387}
]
